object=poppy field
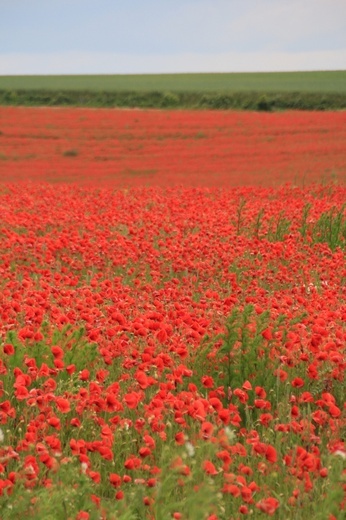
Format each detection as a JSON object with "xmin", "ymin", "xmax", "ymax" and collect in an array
[
  {"xmin": 1, "ymin": 107, "xmax": 346, "ymax": 186},
  {"xmin": 0, "ymin": 107, "xmax": 345, "ymax": 519}
]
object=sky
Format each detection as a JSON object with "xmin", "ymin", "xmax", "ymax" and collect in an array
[{"xmin": 1, "ymin": 0, "xmax": 346, "ymax": 75}]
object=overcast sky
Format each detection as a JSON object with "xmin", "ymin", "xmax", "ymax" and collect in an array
[{"xmin": 1, "ymin": 0, "xmax": 345, "ymax": 75}]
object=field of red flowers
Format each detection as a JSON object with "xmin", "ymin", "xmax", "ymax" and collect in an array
[
  {"xmin": 0, "ymin": 108, "xmax": 345, "ymax": 520},
  {"xmin": 1, "ymin": 107, "xmax": 346, "ymax": 186}
]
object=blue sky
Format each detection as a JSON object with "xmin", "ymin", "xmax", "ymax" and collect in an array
[{"xmin": 1, "ymin": 0, "xmax": 345, "ymax": 74}]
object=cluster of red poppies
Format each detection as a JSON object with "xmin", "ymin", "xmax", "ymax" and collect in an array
[{"xmin": 0, "ymin": 107, "xmax": 345, "ymax": 186}]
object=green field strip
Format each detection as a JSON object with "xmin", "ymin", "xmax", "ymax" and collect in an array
[{"xmin": 0, "ymin": 70, "xmax": 345, "ymax": 93}]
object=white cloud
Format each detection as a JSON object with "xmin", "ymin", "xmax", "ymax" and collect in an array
[{"xmin": 0, "ymin": 49, "xmax": 345, "ymax": 75}]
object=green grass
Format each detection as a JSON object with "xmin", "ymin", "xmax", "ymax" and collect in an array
[
  {"xmin": 0, "ymin": 71, "xmax": 345, "ymax": 110},
  {"xmin": 0, "ymin": 70, "xmax": 345, "ymax": 93}
]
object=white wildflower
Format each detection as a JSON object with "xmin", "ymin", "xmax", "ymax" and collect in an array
[
  {"xmin": 333, "ymin": 450, "xmax": 346, "ymax": 460},
  {"xmin": 185, "ymin": 441, "xmax": 195, "ymax": 457},
  {"xmin": 225, "ymin": 427, "xmax": 236, "ymax": 443}
]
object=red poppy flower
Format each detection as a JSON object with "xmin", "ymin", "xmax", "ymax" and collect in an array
[
  {"xmin": 256, "ymin": 497, "xmax": 280, "ymax": 515},
  {"xmin": 3, "ymin": 344, "xmax": 14, "ymax": 356},
  {"xmin": 109, "ymin": 473, "xmax": 122, "ymax": 488},
  {"xmin": 203, "ymin": 460, "xmax": 218, "ymax": 476},
  {"xmin": 55, "ymin": 398, "xmax": 71, "ymax": 414}
]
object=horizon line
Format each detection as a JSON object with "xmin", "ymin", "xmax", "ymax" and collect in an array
[{"xmin": 1, "ymin": 69, "xmax": 346, "ymax": 77}]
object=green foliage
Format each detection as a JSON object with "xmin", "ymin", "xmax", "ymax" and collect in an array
[
  {"xmin": 0, "ymin": 88, "xmax": 345, "ymax": 110},
  {"xmin": 235, "ymin": 197, "xmax": 247, "ymax": 235},
  {"xmin": 62, "ymin": 148, "xmax": 79, "ymax": 157},
  {"xmin": 298, "ymin": 204, "xmax": 346, "ymax": 250},
  {"xmin": 267, "ymin": 211, "xmax": 291, "ymax": 242},
  {"xmin": 4, "ymin": 324, "xmax": 97, "ymax": 377},
  {"xmin": 253, "ymin": 208, "xmax": 265, "ymax": 239},
  {"xmin": 161, "ymin": 91, "xmax": 179, "ymax": 107},
  {"xmin": 195, "ymin": 305, "xmax": 274, "ymax": 402},
  {"xmin": 256, "ymin": 94, "xmax": 272, "ymax": 111},
  {"xmin": 299, "ymin": 203, "xmax": 312, "ymax": 238},
  {"xmin": 0, "ymin": 462, "xmax": 100, "ymax": 520},
  {"xmin": 312, "ymin": 205, "xmax": 346, "ymax": 250}
]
